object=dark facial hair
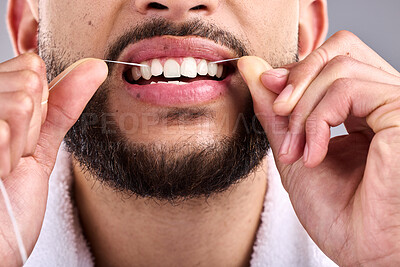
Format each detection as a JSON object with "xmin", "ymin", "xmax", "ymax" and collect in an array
[{"xmin": 40, "ymin": 18, "xmax": 271, "ymax": 201}]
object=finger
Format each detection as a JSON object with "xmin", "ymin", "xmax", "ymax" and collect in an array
[
  {"xmin": 0, "ymin": 53, "xmax": 48, "ymax": 105},
  {"xmin": 280, "ymin": 57, "xmax": 400, "ymax": 164},
  {"xmin": 0, "ymin": 70, "xmax": 46, "ymax": 93},
  {"xmin": 34, "ymin": 58, "xmax": 108, "ymax": 175},
  {"xmin": 274, "ymin": 30, "xmax": 400, "ymax": 116},
  {"xmin": 0, "ymin": 53, "xmax": 47, "ymax": 83},
  {"xmin": 304, "ymin": 79, "xmax": 400, "ymax": 168},
  {"xmin": 237, "ymin": 56, "xmax": 290, "ymax": 161},
  {"xmin": 260, "ymin": 68, "xmax": 289, "ymax": 94},
  {"xmin": 0, "ymin": 92, "xmax": 35, "ymax": 170},
  {"xmin": 0, "ymin": 120, "xmax": 11, "ymax": 177},
  {"xmin": 0, "ymin": 70, "xmax": 45, "ymax": 156}
]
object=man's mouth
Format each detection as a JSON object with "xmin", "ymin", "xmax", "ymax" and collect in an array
[{"xmin": 117, "ymin": 37, "xmax": 238, "ymax": 106}]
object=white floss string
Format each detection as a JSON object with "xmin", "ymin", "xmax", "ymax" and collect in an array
[
  {"xmin": 0, "ymin": 178, "xmax": 27, "ymax": 264},
  {"xmin": 103, "ymin": 60, "xmax": 149, "ymax": 67},
  {"xmin": 210, "ymin": 58, "xmax": 240, "ymax": 64}
]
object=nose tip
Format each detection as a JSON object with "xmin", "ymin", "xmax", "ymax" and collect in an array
[{"xmin": 135, "ymin": 0, "xmax": 218, "ymax": 20}]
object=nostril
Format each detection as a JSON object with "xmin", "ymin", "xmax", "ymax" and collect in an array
[
  {"xmin": 190, "ymin": 5, "xmax": 207, "ymax": 11},
  {"xmin": 148, "ymin": 2, "xmax": 168, "ymax": 10}
]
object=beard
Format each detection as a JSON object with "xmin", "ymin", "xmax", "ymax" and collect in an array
[{"xmin": 39, "ymin": 18, "xmax": 272, "ymax": 201}]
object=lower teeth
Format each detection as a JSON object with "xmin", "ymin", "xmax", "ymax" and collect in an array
[{"xmin": 150, "ymin": 81, "xmax": 189, "ymax": 85}]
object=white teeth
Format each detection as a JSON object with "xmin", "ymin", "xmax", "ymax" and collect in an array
[
  {"xmin": 132, "ymin": 67, "xmax": 141, "ymax": 81},
  {"xmin": 197, "ymin": 59, "xmax": 208, "ymax": 76},
  {"xmin": 140, "ymin": 62, "xmax": 152, "ymax": 80},
  {"xmin": 149, "ymin": 81, "xmax": 188, "ymax": 85},
  {"xmin": 151, "ymin": 59, "xmax": 163, "ymax": 76},
  {"xmin": 207, "ymin": 62, "xmax": 218, "ymax": 77},
  {"xmin": 216, "ymin": 65, "xmax": 224, "ymax": 79},
  {"xmin": 164, "ymin": 59, "xmax": 181, "ymax": 78},
  {"xmin": 134, "ymin": 58, "xmax": 226, "ymax": 82},
  {"xmin": 168, "ymin": 81, "xmax": 188, "ymax": 85},
  {"xmin": 181, "ymin": 57, "xmax": 197, "ymax": 78},
  {"xmin": 168, "ymin": 81, "xmax": 180, "ymax": 85}
]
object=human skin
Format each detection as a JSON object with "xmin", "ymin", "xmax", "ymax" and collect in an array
[{"xmin": 1, "ymin": 0, "xmax": 400, "ymax": 266}]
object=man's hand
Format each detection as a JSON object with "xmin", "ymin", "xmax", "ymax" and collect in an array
[
  {"xmin": 238, "ymin": 30, "xmax": 400, "ymax": 266},
  {"xmin": 0, "ymin": 53, "xmax": 108, "ymax": 266}
]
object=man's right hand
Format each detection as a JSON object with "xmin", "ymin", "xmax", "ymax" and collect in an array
[{"xmin": 0, "ymin": 53, "xmax": 108, "ymax": 266}]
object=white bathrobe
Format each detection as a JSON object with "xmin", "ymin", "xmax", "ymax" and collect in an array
[{"xmin": 24, "ymin": 145, "xmax": 338, "ymax": 266}]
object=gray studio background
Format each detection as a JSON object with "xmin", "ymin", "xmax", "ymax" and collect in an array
[{"xmin": 1, "ymin": 1, "xmax": 400, "ymax": 137}]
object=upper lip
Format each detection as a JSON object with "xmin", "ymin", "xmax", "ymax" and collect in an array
[{"xmin": 120, "ymin": 36, "xmax": 237, "ymax": 64}]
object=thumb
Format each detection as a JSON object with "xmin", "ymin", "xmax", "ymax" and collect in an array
[
  {"xmin": 35, "ymin": 58, "xmax": 108, "ymax": 173},
  {"xmin": 238, "ymin": 56, "xmax": 289, "ymax": 157}
]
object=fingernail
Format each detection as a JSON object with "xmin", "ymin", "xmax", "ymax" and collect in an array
[
  {"xmin": 279, "ymin": 131, "xmax": 292, "ymax": 156},
  {"xmin": 303, "ymin": 143, "xmax": 309, "ymax": 163},
  {"xmin": 274, "ymin": 84, "xmax": 294, "ymax": 104},
  {"xmin": 262, "ymin": 68, "xmax": 289, "ymax": 79}
]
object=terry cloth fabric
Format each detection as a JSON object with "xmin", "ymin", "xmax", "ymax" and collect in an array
[{"xmin": 25, "ymin": 144, "xmax": 338, "ymax": 266}]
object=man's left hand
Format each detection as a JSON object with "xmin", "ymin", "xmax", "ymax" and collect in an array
[{"xmin": 238, "ymin": 30, "xmax": 400, "ymax": 266}]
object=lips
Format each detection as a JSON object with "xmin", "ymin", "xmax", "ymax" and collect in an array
[{"xmin": 116, "ymin": 36, "xmax": 238, "ymax": 106}]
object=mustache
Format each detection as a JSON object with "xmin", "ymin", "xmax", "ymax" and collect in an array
[{"xmin": 104, "ymin": 17, "xmax": 250, "ymax": 73}]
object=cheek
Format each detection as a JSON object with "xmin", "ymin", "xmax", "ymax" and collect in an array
[
  {"xmin": 237, "ymin": 0, "xmax": 299, "ymax": 66},
  {"xmin": 39, "ymin": 0, "xmax": 122, "ymax": 60}
]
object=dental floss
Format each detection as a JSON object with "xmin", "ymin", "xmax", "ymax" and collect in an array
[
  {"xmin": 103, "ymin": 60, "xmax": 149, "ymax": 68},
  {"xmin": 210, "ymin": 58, "xmax": 241, "ymax": 64},
  {"xmin": 0, "ymin": 178, "xmax": 28, "ymax": 264},
  {"xmin": 41, "ymin": 65, "xmax": 79, "ymax": 105},
  {"xmin": 0, "ymin": 57, "xmax": 241, "ymax": 263}
]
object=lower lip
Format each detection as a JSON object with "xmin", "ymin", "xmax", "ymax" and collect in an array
[{"xmin": 124, "ymin": 76, "xmax": 232, "ymax": 106}]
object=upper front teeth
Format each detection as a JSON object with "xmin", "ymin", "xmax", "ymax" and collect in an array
[
  {"xmin": 181, "ymin": 57, "xmax": 197, "ymax": 78},
  {"xmin": 133, "ymin": 57, "xmax": 224, "ymax": 81},
  {"xmin": 207, "ymin": 62, "xmax": 218, "ymax": 76},
  {"xmin": 197, "ymin": 59, "xmax": 208, "ymax": 76},
  {"xmin": 163, "ymin": 59, "xmax": 181, "ymax": 78},
  {"xmin": 150, "ymin": 59, "xmax": 163, "ymax": 77},
  {"xmin": 140, "ymin": 63, "xmax": 152, "ymax": 80},
  {"xmin": 132, "ymin": 67, "xmax": 142, "ymax": 81}
]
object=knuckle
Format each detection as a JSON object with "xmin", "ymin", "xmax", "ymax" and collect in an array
[
  {"xmin": 21, "ymin": 53, "xmax": 46, "ymax": 73},
  {"xmin": 333, "ymin": 30, "xmax": 360, "ymax": 43},
  {"xmin": 12, "ymin": 91, "xmax": 34, "ymax": 118},
  {"xmin": 313, "ymin": 46, "xmax": 330, "ymax": 66},
  {"xmin": 305, "ymin": 113, "xmax": 319, "ymax": 131},
  {"xmin": 326, "ymin": 56, "xmax": 356, "ymax": 76},
  {"xmin": 297, "ymin": 46, "xmax": 330, "ymax": 79},
  {"xmin": 305, "ymin": 113, "xmax": 324, "ymax": 141},
  {"xmin": 331, "ymin": 78, "xmax": 354, "ymax": 92},
  {"xmin": 20, "ymin": 70, "xmax": 42, "ymax": 93},
  {"xmin": 330, "ymin": 55, "xmax": 354, "ymax": 66},
  {"xmin": 289, "ymin": 108, "xmax": 308, "ymax": 132}
]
